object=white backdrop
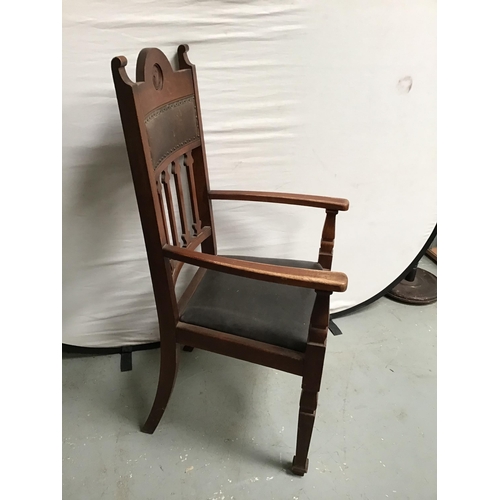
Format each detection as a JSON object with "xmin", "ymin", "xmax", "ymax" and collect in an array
[{"xmin": 63, "ymin": 0, "xmax": 436, "ymax": 348}]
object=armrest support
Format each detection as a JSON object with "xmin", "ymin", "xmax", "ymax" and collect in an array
[
  {"xmin": 209, "ymin": 190, "xmax": 349, "ymax": 211},
  {"xmin": 163, "ymin": 245, "xmax": 348, "ymax": 293},
  {"xmin": 209, "ymin": 190, "xmax": 349, "ymax": 270}
]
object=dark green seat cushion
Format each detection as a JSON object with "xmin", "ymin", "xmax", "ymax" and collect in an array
[{"xmin": 180, "ymin": 256, "xmax": 322, "ymax": 352}]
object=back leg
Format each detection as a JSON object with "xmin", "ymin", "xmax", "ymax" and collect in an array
[{"xmin": 141, "ymin": 345, "xmax": 179, "ymax": 434}]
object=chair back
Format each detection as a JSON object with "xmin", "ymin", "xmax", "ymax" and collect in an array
[{"xmin": 112, "ymin": 46, "xmax": 216, "ymax": 331}]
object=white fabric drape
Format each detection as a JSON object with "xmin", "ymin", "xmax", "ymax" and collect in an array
[{"xmin": 63, "ymin": 0, "xmax": 436, "ymax": 347}]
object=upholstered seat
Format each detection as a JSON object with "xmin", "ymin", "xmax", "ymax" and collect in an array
[{"xmin": 180, "ymin": 256, "xmax": 323, "ymax": 352}]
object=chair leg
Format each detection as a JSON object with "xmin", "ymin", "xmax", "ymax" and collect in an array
[
  {"xmin": 291, "ymin": 389, "xmax": 318, "ymax": 475},
  {"xmin": 291, "ymin": 291, "xmax": 330, "ymax": 475},
  {"xmin": 182, "ymin": 345, "xmax": 194, "ymax": 352},
  {"xmin": 141, "ymin": 346, "xmax": 179, "ymax": 434}
]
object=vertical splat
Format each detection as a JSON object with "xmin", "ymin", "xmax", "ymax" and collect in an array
[
  {"xmin": 172, "ymin": 157, "xmax": 192, "ymax": 246},
  {"xmin": 161, "ymin": 168, "xmax": 180, "ymax": 247},
  {"xmin": 184, "ymin": 150, "xmax": 202, "ymax": 235},
  {"xmin": 156, "ymin": 176, "xmax": 170, "ymax": 246}
]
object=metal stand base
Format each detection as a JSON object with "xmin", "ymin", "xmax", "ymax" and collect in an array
[{"xmin": 386, "ymin": 268, "xmax": 437, "ymax": 305}]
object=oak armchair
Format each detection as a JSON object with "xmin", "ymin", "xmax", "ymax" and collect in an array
[{"xmin": 111, "ymin": 46, "xmax": 349, "ymax": 475}]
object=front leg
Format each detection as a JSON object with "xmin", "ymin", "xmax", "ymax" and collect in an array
[
  {"xmin": 291, "ymin": 291, "xmax": 331, "ymax": 475},
  {"xmin": 292, "ymin": 389, "xmax": 319, "ymax": 475}
]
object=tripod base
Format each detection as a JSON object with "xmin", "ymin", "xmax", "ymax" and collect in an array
[{"xmin": 386, "ymin": 268, "xmax": 437, "ymax": 305}]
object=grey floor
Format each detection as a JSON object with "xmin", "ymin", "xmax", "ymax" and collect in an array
[{"xmin": 63, "ymin": 257, "xmax": 436, "ymax": 500}]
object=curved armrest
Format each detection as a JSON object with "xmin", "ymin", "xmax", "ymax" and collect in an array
[
  {"xmin": 163, "ymin": 245, "xmax": 348, "ymax": 292},
  {"xmin": 209, "ymin": 190, "xmax": 349, "ymax": 212}
]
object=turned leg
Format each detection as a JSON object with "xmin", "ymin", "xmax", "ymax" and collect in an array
[
  {"xmin": 141, "ymin": 345, "xmax": 179, "ymax": 434},
  {"xmin": 290, "ymin": 210, "xmax": 340, "ymax": 474},
  {"xmin": 291, "ymin": 291, "xmax": 330, "ymax": 475}
]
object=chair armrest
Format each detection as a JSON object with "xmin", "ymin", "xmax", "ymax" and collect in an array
[
  {"xmin": 163, "ymin": 245, "xmax": 348, "ymax": 292},
  {"xmin": 209, "ymin": 190, "xmax": 349, "ymax": 211}
]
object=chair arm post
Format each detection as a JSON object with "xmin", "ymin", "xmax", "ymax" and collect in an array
[{"xmin": 318, "ymin": 210, "xmax": 338, "ymax": 270}]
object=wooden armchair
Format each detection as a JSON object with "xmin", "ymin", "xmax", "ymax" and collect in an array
[{"xmin": 111, "ymin": 46, "xmax": 349, "ymax": 475}]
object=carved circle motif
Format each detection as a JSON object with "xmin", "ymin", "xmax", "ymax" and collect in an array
[{"xmin": 152, "ymin": 64, "xmax": 163, "ymax": 90}]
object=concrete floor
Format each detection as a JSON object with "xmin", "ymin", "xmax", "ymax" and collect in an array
[{"xmin": 63, "ymin": 257, "xmax": 436, "ymax": 499}]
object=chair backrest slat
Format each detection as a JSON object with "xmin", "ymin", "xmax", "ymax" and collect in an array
[
  {"xmin": 185, "ymin": 150, "xmax": 203, "ymax": 236},
  {"xmin": 172, "ymin": 157, "xmax": 192, "ymax": 247},
  {"xmin": 160, "ymin": 168, "xmax": 180, "ymax": 247}
]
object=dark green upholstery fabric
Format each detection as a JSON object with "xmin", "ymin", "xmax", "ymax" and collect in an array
[{"xmin": 180, "ymin": 256, "xmax": 322, "ymax": 352}]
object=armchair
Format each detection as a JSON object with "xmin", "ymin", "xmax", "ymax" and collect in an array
[{"xmin": 111, "ymin": 46, "xmax": 349, "ymax": 475}]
